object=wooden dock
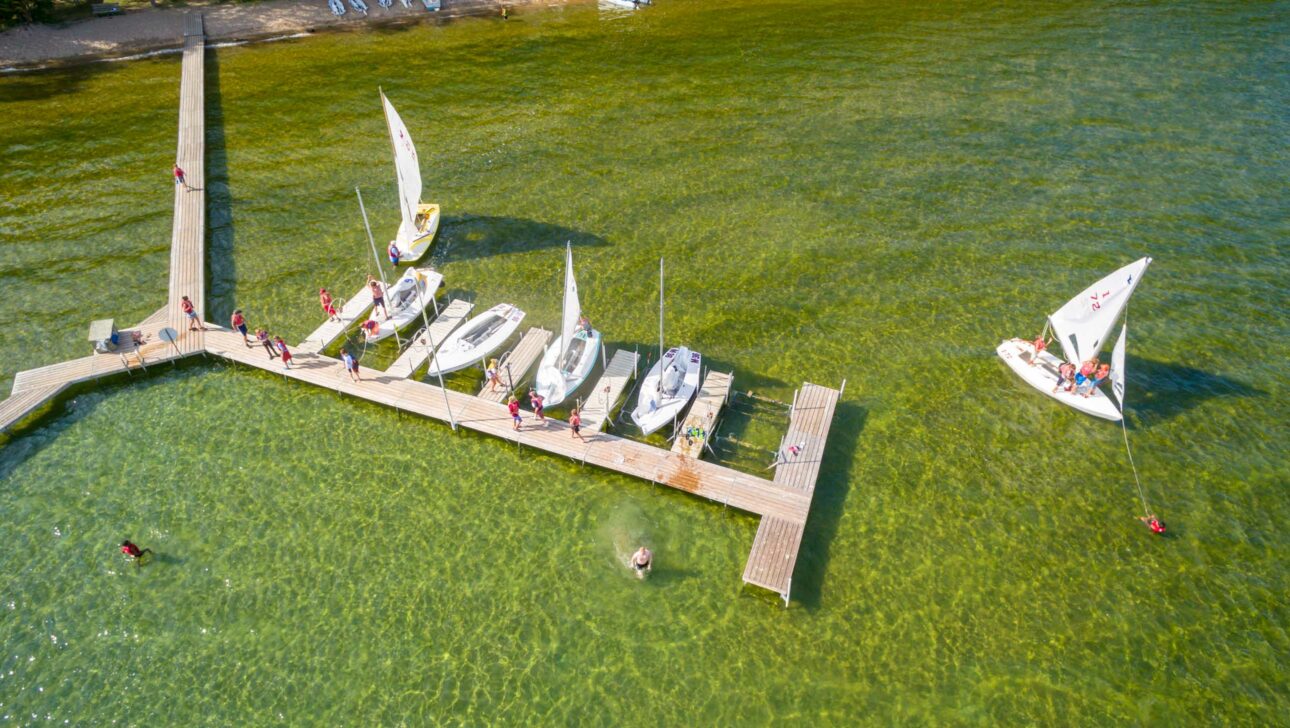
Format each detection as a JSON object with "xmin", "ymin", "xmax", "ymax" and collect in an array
[
  {"xmin": 297, "ymin": 283, "xmax": 375, "ymax": 354},
  {"xmin": 477, "ymin": 327, "xmax": 552, "ymax": 403},
  {"xmin": 166, "ymin": 12, "xmax": 207, "ymax": 355},
  {"xmin": 0, "ymin": 18, "xmax": 845, "ymax": 606},
  {"xmin": 741, "ymin": 382, "xmax": 842, "ymax": 603},
  {"xmin": 577, "ymin": 349, "xmax": 639, "ymax": 432},
  {"xmin": 672, "ymin": 370, "xmax": 733, "ymax": 459},
  {"xmin": 388, "ymin": 298, "xmax": 473, "ymax": 378}
]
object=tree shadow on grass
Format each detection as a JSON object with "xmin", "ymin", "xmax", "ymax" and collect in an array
[{"xmin": 1127, "ymin": 355, "xmax": 1264, "ymax": 428}]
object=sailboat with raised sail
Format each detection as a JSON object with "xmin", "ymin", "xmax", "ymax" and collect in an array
[
  {"xmin": 381, "ymin": 90, "xmax": 440, "ymax": 264},
  {"xmin": 534, "ymin": 244, "xmax": 601, "ymax": 407},
  {"xmin": 996, "ymin": 257, "xmax": 1151, "ymax": 420},
  {"xmin": 630, "ymin": 258, "xmax": 701, "ymax": 435}
]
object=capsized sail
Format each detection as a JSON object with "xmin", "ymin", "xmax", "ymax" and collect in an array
[
  {"xmin": 1047, "ymin": 257, "xmax": 1151, "ymax": 365},
  {"xmin": 559, "ymin": 243, "xmax": 582, "ymax": 357},
  {"xmin": 1110, "ymin": 323, "xmax": 1127, "ymax": 410},
  {"xmin": 381, "ymin": 91, "xmax": 423, "ymax": 245}
]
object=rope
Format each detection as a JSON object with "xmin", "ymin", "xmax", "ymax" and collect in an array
[{"xmin": 1121, "ymin": 416, "xmax": 1150, "ymax": 518}]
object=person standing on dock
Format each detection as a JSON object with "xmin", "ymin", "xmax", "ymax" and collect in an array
[
  {"xmin": 173, "ymin": 163, "xmax": 188, "ymax": 191},
  {"xmin": 508, "ymin": 395, "xmax": 522, "ymax": 430},
  {"xmin": 342, "ymin": 348, "xmax": 361, "ymax": 382},
  {"xmin": 274, "ymin": 336, "xmax": 294, "ymax": 370},
  {"xmin": 387, "ymin": 241, "xmax": 401, "ymax": 266},
  {"xmin": 631, "ymin": 546, "xmax": 652, "ymax": 579},
  {"xmin": 529, "ymin": 390, "xmax": 545, "ymax": 423},
  {"xmin": 180, "ymin": 295, "xmax": 204, "ymax": 331},
  {"xmin": 319, "ymin": 288, "xmax": 340, "ymax": 322},
  {"xmin": 368, "ymin": 276, "xmax": 388, "ymax": 320},
  {"xmin": 255, "ymin": 328, "xmax": 277, "ymax": 359},
  {"xmin": 485, "ymin": 358, "xmax": 502, "ymax": 392},
  {"xmin": 231, "ymin": 309, "xmax": 250, "ymax": 347},
  {"xmin": 569, "ymin": 407, "xmax": 585, "ymax": 441}
]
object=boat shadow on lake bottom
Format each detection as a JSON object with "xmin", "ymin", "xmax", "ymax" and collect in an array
[{"xmin": 1123, "ymin": 355, "xmax": 1264, "ymax": 428}]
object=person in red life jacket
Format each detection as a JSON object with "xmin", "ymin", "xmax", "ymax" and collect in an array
[
  {"xmin": 173, "ymin": 163, "xmax": 188, "ymax": 191},
  {"xmin": 121, "ymin": 540, "xmax": 153, "ymax": 562},
  {"xmin": 361, "ymin": 318, "xmax": 380, "ymax": 340},
  {"xmin": 274, "ymin": 336, "xmax": 293, "ymax": 370},
  {"xmin": 231, "ymin": 309, "xmax": 250, "ymax": 347},
  {"xmin": 1029, "ymin": 334, "xmax": 1048, "ymax": 366},
  {"xmin": 1138, "ymin": 514, "xmax": 1167, "ymax": 535},
  {"xmin": 319, "ymin": 288, "xmax": 340, "ymax": 322},
  {"xmin": 387, "ymin": 241, "xmax": 401, "ymax": 266}
]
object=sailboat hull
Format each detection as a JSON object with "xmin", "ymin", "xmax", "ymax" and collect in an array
[
  {"xmin": 364, "ymin": 268, "xmax": 443, "ymax": 343},
  {"xmin": 996, "ymin": 339, "xmax": 1122, "ymax": 420},
  {"xmin": 392, "ymin": 203, "xmax": 440, "ymax": 263},
  {"xmin": 428, "ymin": 304, "xmax": 525, "ymax": 376},
  {"xmin": 631, "ymin": 347, "xmax": 702, "ymax": 435},
  {"xmin": 534, "ymin": 329, "xmax": 601, "ymax": 407}
]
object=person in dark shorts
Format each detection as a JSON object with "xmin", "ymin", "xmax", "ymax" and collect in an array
[
  {"xmin": 569, "ymin": 407, "xmax": 584, "ymax": 441},
  {"xmin": 529, "ymin": 390, "xmax": 545, "ymax": 422},
  {"xmin": 181, "ymin": 295, "xmax": 204, "ymax": 331},
  {"xmin": 255, "ymin": 328, "xmax": 277, "ymax": 359},
  {"xmin": 508, "ymin": 396, "xmax": 522, "ymax": 431},
  {"xmin": 231, "ymin": 310, "xmax": 250, "ymax": 346},
  {"xmin": 631, "ymin": 547, "xmax": 652, "ymax": 579},
  {"xmin": 368, "ymin": 276, "xmax": 387, "ymax": 319}
]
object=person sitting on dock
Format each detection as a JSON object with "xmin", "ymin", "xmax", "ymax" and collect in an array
[
  {"xmin": 387, "ymin": 241, "xmax": 401, "ymax": 266},
  {"xmin": 631, "ymin": 546, "xmax": 652, "ymax": 579},
  {"xmin": 181, "ymin": 295, "xmax": 204, "ymax": 331},
  {"xmin": 319, "ymin": 288, "xmax": 340, "ymax": 322},
  {"xmin": 368, "ymin": 276, "xmax": 388, "ymax": 319},
  {"xmin": 121, "ymin": 540, "xmax": 152, "ymax": 564}
]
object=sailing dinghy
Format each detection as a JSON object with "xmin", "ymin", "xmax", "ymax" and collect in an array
[
  {"xmin": 630, "ymin": 259, "xmax": 701, "ymax": 435},
  {"xmin": 363, "ymin": 267, "xmax": 442, "ymax": 343},
  {"xmin": 427, "ymin": 304, "xmax": 526, "ymax": 376},
  {"xmin": 381, "ymin": 91, "xmax": 440, "ymax": 264},
  {"xmin": 534, "ymin": 244, "xmax": 601, "ymax": 407},
  {"xmin": 996, "ymin": 257, "xmax": 1151, "ymax": 421}
]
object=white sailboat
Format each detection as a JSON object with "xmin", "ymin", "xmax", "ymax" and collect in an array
[
  {"xmin": 630, "ymin": 258, "xmax": 701, "ymax": 435},
  {"xmin": 381, "ymin": 90, "xmax": 440, "ymax": 264},
  {"xmin": 427, "ymin": 303, "xmax": 526, "ymax": 376},
  {"xmin": 363, "ymin": 267, "xmax": 442, "ymax": 343},
  {"xmin": 996, "ymin": 257, "xmax": 1151, "ymax": 420},
  {"xmin": 534, "ymin": 244, "xmax": 601, "ymax": 407},
  {"xmin": 328, "ymin": 0, "xmax": 345, "ymax": 16}
]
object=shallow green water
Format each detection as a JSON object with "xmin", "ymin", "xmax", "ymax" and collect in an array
[{"xmin": 1, "ymin": 0, "xmax": 1287, "ymax": 723}]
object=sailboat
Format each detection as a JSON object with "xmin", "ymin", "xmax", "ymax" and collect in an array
[
  {"xmin": 362, "ymin": 267, "xmax": 443, "ymax": 343},
  {"xmin": 630, "ymin": 258, "xmax": 701, "ymax": 435},
  {"xmin": 996, "ymin": 257, "xmax": 1151, "ymax": 420},
  {"xmin": 534, "ymin": 244, "xmax": 601, "ymax": 407},
  {"xmin": 427, "ymin": 303, "xmax": 526, "ymax": 376},
  {"xmin": 380, "ymin": 90, "xmax": 440, "ymax": 264}
]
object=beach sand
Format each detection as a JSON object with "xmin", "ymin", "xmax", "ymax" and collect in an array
[{"xmin": 0, "ymin": 0, "xmax": 585, "ymax": 69}]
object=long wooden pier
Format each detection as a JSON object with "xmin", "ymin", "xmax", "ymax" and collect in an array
[{"xmin": 0, "ymin": 18, "xmax": 844, "ymax": 606}]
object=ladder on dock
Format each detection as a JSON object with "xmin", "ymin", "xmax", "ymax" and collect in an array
[
  {"xmin": 577, "ymin": 349, "xmax": 639, "ymax": 432},
  {"xmin": 672, "ymin": 370, "xmax": 733, "ymax": 459},
  {"xmin": 387, "ymin": 298, "xmax": 473, "ymax": 378},
  {"xmin": 477, "ymin": 327, "xmax": 552, "ymax": 403}
]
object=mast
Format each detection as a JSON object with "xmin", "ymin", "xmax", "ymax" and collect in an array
[
  {"xmin": 657, "ymin": 257, "xmax": 664, "ymax": 392},
  {"xmin": 560, "ymin": 243, "xmax": 571, "ymax": 361}
]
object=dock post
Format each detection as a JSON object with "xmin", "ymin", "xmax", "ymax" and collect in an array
[
  {"xmin": 782, "ymin": 578, "xmax": 791, "ymax": 608},
  {"xmin": 839, "ymin": 377, "xmax": 847, "ymax": 397}
]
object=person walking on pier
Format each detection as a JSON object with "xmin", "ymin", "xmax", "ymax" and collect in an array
[
  {"xmin": 319, "ymin": 288, "xmax": 340, "ymax": 322},
  {"xmin": 569, "ymin": 407, "xmax": 585, "ymax": 441},
  {"xmin": 173, "ymin": 163, "xmax": 188, "ymax": 191},
  {"xmin": 368, "ymin": 276, "xmax": 388, "ymax": 320},
  {"xmin": 485, "ymin": 358, "xmax": 502, "ymax": 392},
  {"xmin": 231, "ymin": 310, "xmax": 250, "ymax": 347},
  {"xmin": 342, "ymin": 348, "xmax": 361, "ymax": 382},
  {"xmin": 255, "ymin": 328, "xmax": 277, "ymax": 359},
  {"xmin": 274, "ymin": 336, "xmax": 294, "ymax": 370},
  {"xmin": 508, "ymin": 395, "xmax": 522, "ymax": 430},
  {"xmin": 181, "ymin": 295, "xmax": 204, "ymax": 331},
  {"xmin": 529, "ymin": 390, "xmax": 545, "ymax": 423}
]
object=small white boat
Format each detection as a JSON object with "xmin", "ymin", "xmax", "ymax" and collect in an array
[
  {"xmin": 328, "ymin": 0, "xmax": 345, "ymax": 15},
  {"xmin": 997, "ymin": 257, "xmax": 1151, "ymax": 421},
  {"xmin": 602, "ymin": 0, "xmax": 649, "ymax": 8},
  {"xmin": 378, "ymin": 0, "xmax": 391, "ymax": 7},
  {"xmin": 349, "ymin": 0, "xmax": 368, "ymax": 14},
  {"xmin": 364, "ymin": 267, "xmax": 442, "ymax": 343},
  {"xmin": 534, "ymin": 244, "xmax": 601, "ymax": 407},
  {"xmin": 630, "ymin": 259, "xmax": 701, "ymax": 434},
  {"xmin": 632, "ymin": 347, "xmax": 702, "ymax": 434},
  {"xmin": 427, "ymin": 303, "xmax": 526, "ymax": 376},
  {"xmin": 380, "ymin": 91, "xmax": 440, "ymax": 263},
  {"xmin": 423, "ymin": 0, "xmax": 441, "ymax": 10},
  {"xmin": 400, "ymin": 0, "xmax": 412, "ymax": 7}
]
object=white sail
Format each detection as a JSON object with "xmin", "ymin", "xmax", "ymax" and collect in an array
[
  {"xmin": 1048, "ymin": 257, "xmax": 1151, "ymax": 365},
  {"xmin": 1110, "ymin": 323, "xmax": 1127, "ymax": 411},
  {"xmin": 559, "ymin": 243, "xmax": 582, "ymax": 356},
  {"xmin": 381, "ymin": 91, "xmax": 423, "ymax": 245}
]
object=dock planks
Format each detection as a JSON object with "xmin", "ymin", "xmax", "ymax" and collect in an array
[
  {"xmin": 165, "ymin": 13, "xmax": 206, "ymax": 355},
  {"xmin": 672, "ymin": 370, "xmax": 733, "ymax": 459},
  {"xmin": 477, "ymin": 327, "xmax": 552, "ymax": 403},
  {"xmin": 388, "ymin": 298, "xmax": 473, "ymax": 378},
  {"xmin": 297, "ymin": 283, "xmax": 375, "ymax": 354},
  {"xmin": 577, "ymin": 349, "xmax": 639, "ymax": 432}
]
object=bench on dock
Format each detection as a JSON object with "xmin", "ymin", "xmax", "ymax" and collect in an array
[{"xmin": 91, "ymin": 3, "xmax": 123, "ymax": 16}]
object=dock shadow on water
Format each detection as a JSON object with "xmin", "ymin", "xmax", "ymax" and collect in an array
[
  {"xmin": 785, "ymin": 401, "xmax": 867, "ymax": 611},
  {"xmin": 1127, "ymin": 355, "xmax": 1263, "ymax": 427},
  {"xmin": 205, "ymin": 48, "xmax": 236, "ymax": 324},
  {"xmin": 431, "ymin": 214, "xmax": 609, "ymax": 266}
]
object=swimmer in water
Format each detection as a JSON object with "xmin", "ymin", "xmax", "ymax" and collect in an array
[
  {"xmin": 631, "ymin": 546, "xmax": 652, "ymax": 579},
  {"xmin": 1138, "ymin": 514, "xmax": 1166, "ymax": 535},
  {"xmin": 120, "ymin": 540, "xmax": 152, "ymax": 564}
]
